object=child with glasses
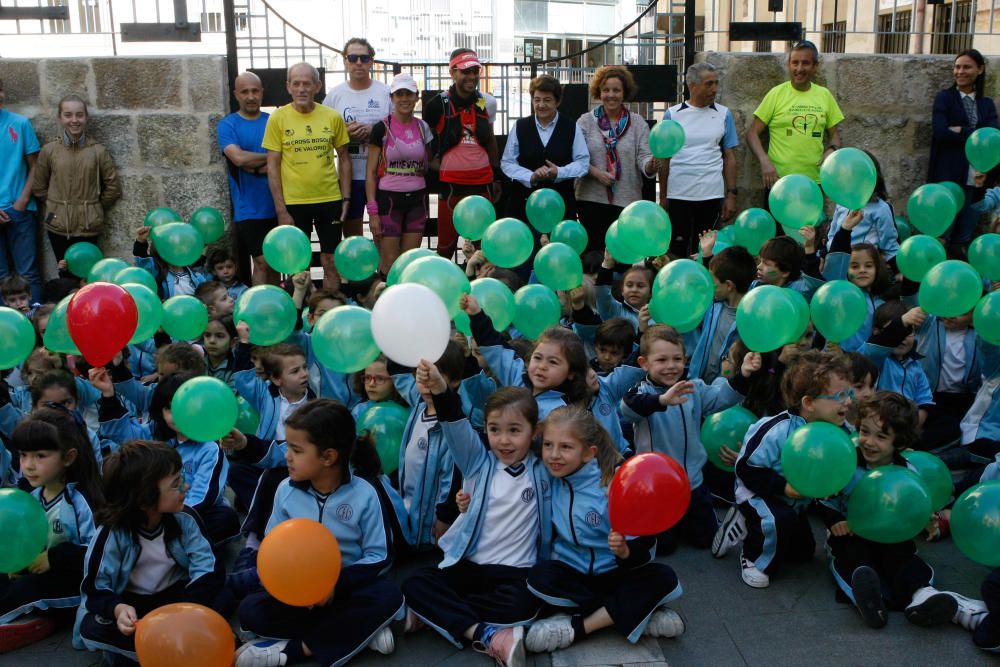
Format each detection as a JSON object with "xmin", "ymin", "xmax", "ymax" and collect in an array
[
  {"xmin": 350, "ymin": 355, "xmax": 405, "ymax": 421},
  {"xmin": 715, "ymin": 351, "xmax": 855, "ymax": 589}
]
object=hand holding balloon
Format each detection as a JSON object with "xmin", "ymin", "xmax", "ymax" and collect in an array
[
  {"xmin": 134, "ymin": 225, "xmax": 151, "ymax": 244},
  {"xmin": 115, "ymin": 603, "xmax": 138, "ymax": 636},
  {"xmin": 901, "ymin": 307, "xmax": 927, "ymax": 329},
  {"xmin": 28, "ymin": 551, "xmax": 50, "ymax": 575},
  {"xmin": 785, "ymin": 483, "xmax": 803, "ymax": 499},
  {"xmin": 415, "ymin": 360, "xmax": 448, "ymax": 395},
  {"xmin": 830, "ymin": 520, "xmax": 852, "ymax": 537},
  {"xmin": 638, "ymin": 304, "xmax": 651, "ymax": 333},
  {"xmin": 799, "ymin": 225, "xmax": 816, "ymax": 254},
  {"xmin": 460, "ymin": 293, "xmax": 482, "ymax": 316},
  {"xmin": 659, "ymin": 380, "xmax": 694, "ymax": 406},
  {"xmin": 220, "ymin": 428, "xmax": 247, "ymax": 452},
  {"xmin": 608, "ymin": 531, "xmax": 629, "ymax": 559},
  {"xmin": 699, "ymin": 230, "xmax": 717, "ymax": 258},
  {"xmin": 88, "ymin": 366, "xmax": 114, "ymax": 398},
  {"xmin": 719, "ymin": 445, "xmax": 739, "ymax": 467},
  {"xmin": 741, "ymin": 351, "xmax": 762, "ymax": 377},
  {"xmin": 842, "ymin": 210, "xmax": 863, "ymax": 231}
]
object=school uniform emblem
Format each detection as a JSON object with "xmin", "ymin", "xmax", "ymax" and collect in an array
[
  {"xmin": 585, "ymin": 511, "xmax": 601, "ymax": 527},
  {"xmin": 417, "ymin": 437, "xmax": 428, "ymax": 451},
  {"xmin": 520, "ymin": 488, "xmax": 534, "ymax": 503},
  {"xmin": 336, "ymin": 504, "xmax": 353, "ymax": 521},
  {"xmin": 599, "ymin": 403, "xmax": 612, "ymax": 416}
]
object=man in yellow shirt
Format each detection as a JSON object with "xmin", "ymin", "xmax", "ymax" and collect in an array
[
  {"xmin": 747, "ymin": 41, "xmax": 844, "ymax": 188},
  {"xmin": 263, "ymin": 62, "xmax": 352, "ymax": 289}
]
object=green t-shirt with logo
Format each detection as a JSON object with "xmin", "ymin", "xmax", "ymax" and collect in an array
[{"xmin": 754, "ymin": 81, "xmax": 844, "ymax": 182}]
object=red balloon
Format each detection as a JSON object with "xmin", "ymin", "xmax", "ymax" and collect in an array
[
  {"xmin": 67, "ymin": 282, "xmax": 138, "ymax": 367},
  {"xmin": 609, "ymin": 452, "xmax": 691, "ymax": 536}
]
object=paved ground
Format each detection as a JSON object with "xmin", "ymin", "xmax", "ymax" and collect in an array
[{"xmin": 3, "ymin": 511, "xmax": 994, "ymax": 667}]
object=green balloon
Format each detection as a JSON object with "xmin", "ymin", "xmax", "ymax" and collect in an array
[
  {"xmin": 768, "ymin": 174, "xmax": 823, "ymax": 230},
  {"xmin": 189, "ymin": 207, "xmax": 226, "ymax": 244},
  {"xmin": 453, "ymin": 310, "xmax": 472, "ymax": 336},
  {"xmin": 973, "ymin": 291, "xmax": 1000, "ymax": 345},
  {"xmin": 940, "ymin": 181, "xmax": 966, "ymax": 212},
  {"xmin": 400, "ymin": 256, "xmax": 471, "ymax": 318},
  {"xmin": 895, "ymin": 216, "xmax": 912, "ymax": 242},
  {"xmin": 785, "ymin": 288, "xmax": 810, "ymax": 343},
  {"xmin": 262, "ymin": 225, "xmax": 312, "ymax": 275},
  {"xmin": 87, "ymin": 257, "xmax": 130, "ymax": 284},
  {"xmin": 0, "ymin": 307, "xmax": 34, "ymax": 370},
  {"xmin": 550, "ymin": 220, "xmax": 588, "ymax": 255},
  {"xmin": 713, "ymin": 225, "xmax": 736, "ymax": 253},
  {"xmin": 312, "ymin": 306, "xmax": 380, "ymax": 373},
  {"xmin": 847, "ymin": 466, "xmax": 933, "ymax": 544},
  {"xmin": 648, "ymin": 259, "xmax": 714, "ymax": 328},
  {"xmin": 901, "ymin": 451, "xmax": 953, "ymax": 511},
  {"xmin": 781, "ymin": 224, "xmax": 806, "ymax": 246},
  {"xmin": 950, "ymin": 481, "xmax": 1000, "ymax": 566},
  {"xmin": 64, "ymin": 241, "xmax": 103, "ymax": 279},
  {"xmin": 43, "ymin": 296, "xmax": 80, "ymax": 355},
  {"xmin": 482, "ymin": 218, "xmax": 534, "ymax": 268},
  {"xmin": 334, "ymin": 236, "xmax": 379, "ymax": 281},
  {"xmin": 513, "ymin": 284, "xmax": 561, "ymax": 340},
  {"xmin": 357, "ymin": 402, "xmax": 410, "ymax": 475},
  {"xmin": 896, "ymin": 235, "xmax": 946, "ymax": 282},
  {"xmin": 386, "ymin": 248, "xmax": 435, "ymax": 286},
  {"xmin": 143, "ymin": 207, "xmax": 182, "ymax": 228},
  {"xmin": 0, "ymin": 488, "xmax": 49, "ymax": 573},
  {"xmin": 733, "ymin": 208, "xmax": 776, "ymax": 254},
  {"xmin": 452, "ymin": 195, "xmax": 496, "ymax": 242},
  {"xmin": 618, "ymin": 200, "xmax": 671, "ymax": 257},
  {"xmin": 649, "ymin": 119, "xmax": 685, "ymax": 158},
  {"xmin": 235, "ymin": 285, "xmax": 297, "ymax": 345},
  {"xmin": 700, "ymin": 405, "xmax": 757, "ymax": 472},
  {"xmin": 907, "ymin": 183, "xmax": 957, "ymax": 237},
  {"xmin": 533, "ymin": 242, "xmax": 583, "ymax": 291},
  {"xmin": 236, "ymin": 397, "xmax": 261, "ymax": 435},
  {"xmin": 810, "ymin": 280, "xmax": 867, "ymax": 343},
  {"xmin": 526, "ymin": 188, "xmax": 565, "ymax": 234},
  {"xmin": 114, "ymin": 266, "xmax": 158, "ymax": 293},
  {"xmin": 122, "ymin": 283, "xmax": 163, "ymax": 344},
  {"xmin": 965, "ymin": 127, "xmax": 1000, "ymax": 173},
  {"xmin": 605, "ymin": 221, "xmax": 644, "ymax": 264},
  {"xmin": 151, "ymin": 222, "xmax": 205, "ymax": 267},
  {"xmin": 171, "ymin": 376, "xmax": 238, "ymax": 442},
  {"xmin": 969, "ymin": 232, "xmax": 1000, "ymax": 280},
  {"xmin": 819, "ymin": 147, "xmax": 877, "ymax": 211},
  {"xmin": 161, "ymin": 295, "xmax": 208, "ymax": 341},
  {"xmin": 470, "ymin": 277, "xmax": 516, "ymax": 331},
  {"xmin": 780, "ymin": 422, "xmax": 857, "ymax": 498},
  {"xmin": 736, "ymin": 285, "xmax": 800, "ymax": 352},
  {"xmin": 918, "ymin": 260, "xmax": 982, "ymax": 317}
]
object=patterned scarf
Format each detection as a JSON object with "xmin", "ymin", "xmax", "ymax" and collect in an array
[{"xmin": 595, "ymin": 105, "xmax": 631, "ymax": 203}]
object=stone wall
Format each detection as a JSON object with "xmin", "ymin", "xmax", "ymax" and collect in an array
[
  {"xmin": 0, "ymin": 56, "xmax": 230, "ymax": 271},
  {"xmin": 696, "ymin": 52, "xmax": 1000, "ymax": 216}
]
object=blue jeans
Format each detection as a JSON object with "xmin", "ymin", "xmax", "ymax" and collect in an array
[{"xmin": 0, "ymin": 207, "xmax": 41, "ymax": 302}]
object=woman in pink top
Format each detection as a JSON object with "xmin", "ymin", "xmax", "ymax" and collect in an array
[{"xmin": 366, "ymin": 73, "xmax": 433, "ymax": 273}]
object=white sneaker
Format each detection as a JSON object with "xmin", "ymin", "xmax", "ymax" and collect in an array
[
  {"xmin": 525, "ymin": 615, "xmax": 575, "ymax": 653},
  {"xmin": 906, "ymin": 586, "xmax": 957, "ymax": 627},
  {"xmin": 235, "ymin": 639, "xmax": 288, "ymax": 667},
  {"xmin": 740, "ymin": 550, "xmax": 770, "ymax": 588},
  {"xmin": 712, "ymin": 506, "xmax": 747, "ymax": 558},
  {"xmin": 367, "ymin": 626, "xmax": 395, "ymax": 654},
  {"xmin": 642, "ymin": 608, "xmax": 685, "ymax": 638},
  {"xmin": 948, "ymin": 592, "xmax": 989, "ymax": 631}
]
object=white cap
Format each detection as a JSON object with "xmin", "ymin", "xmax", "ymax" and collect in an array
[{"xmin": 390, "ymin": 73, "xmax": 419, "ymax": 94}]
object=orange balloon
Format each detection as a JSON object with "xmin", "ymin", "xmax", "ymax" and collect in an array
[
  {"xmin": 134, "ymin": 602, "xmax": 233, "ymax": 667},
  {"xmin": 258, "ymin": 518, "xmax": 342, "ymax": 606}
]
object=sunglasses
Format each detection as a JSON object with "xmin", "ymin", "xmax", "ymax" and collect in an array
[{"xmin": 346, "ymin": 54, "xmax": 372, "ymax": 64}]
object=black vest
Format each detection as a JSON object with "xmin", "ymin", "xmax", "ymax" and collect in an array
[{"xmin": 505, "ymin": 113, "xmax": 579, "ymax": 221}]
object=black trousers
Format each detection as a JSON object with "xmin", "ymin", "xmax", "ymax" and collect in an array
[
  {"xmin": 195, "ymin": 501, "xmax": 241, "ymax": 548},
  {"xmin": 241, "ymin": 466, "xmax": 289, "ymax": 537},
  {"xmin": 655, "ymin": 482, "xmax": 718, "ymax": 554},
  {"xmin": 0, "ymin": 568, "xmax": 82, "ymax": 621},
  {"xmin": 577, "ymin": 200, "xmax": 624, "ymax": 254},
  {"xmin": 975, "ymin": 568, "xmax": 1000, "ymax": 652},
  {"xmin": 666, "ymin": 198, "xmax": 722, "ymax": 257},
  {"xmin": 739, "ymin": 497, "xmax": 815, "ymax": 574},
  {"xmin": 402, "ymin": 560, "xmax": 539, "ymax": 646},
  {"xmin": 226, "ymin": 460, "xmax": 264, "ymax": 514},
  {"xmin": 826, "ymin": 534, "xmax": 932, "ymax": 609},
  {"xmin": 526, "ymin": 559, "xmax": 681, "ymax": 642}
]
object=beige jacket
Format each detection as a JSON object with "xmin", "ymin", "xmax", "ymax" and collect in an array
[
  {"xmin": 574, "ymin": 110, "xmax": 655, "ymax": 208},
  {"xmin": 32, "ymin": 135, "xmax": 121, "ymax": 237}
]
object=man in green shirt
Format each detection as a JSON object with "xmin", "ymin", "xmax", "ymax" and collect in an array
[{"xmin": 747, "ymin": 40, "xmax": 844, "ymax": 187}]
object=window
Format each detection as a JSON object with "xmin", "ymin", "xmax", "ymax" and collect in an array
[
  {"xmin": 822, "ymin": 21, "xmax": 846, "ymax": 54},
  {"xmin": 877, "ymin": 10, "xmax": 911, "ymax": 54},
  {"xmin": 201, "ymin": 11, "xmax": 223, "ymax": 32},
  {"xmin": 753, "ymin": 39, "xmax": 771, "ymax": 52},
  {"xmin": 77, "ymin": 0, "xmax": 100, "ymax": 33},
  {"xmin": 931, "ymin": 1, "xmax": 973, "ymax": 55}
]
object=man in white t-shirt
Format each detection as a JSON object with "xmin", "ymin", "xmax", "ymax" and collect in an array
[
  {"xmin": 323, "ymin": 37, "xmax": 392, "ymax": 241},
  {"xmin": 659, "ymin": 62, "xmax": 740, "ymax": 257}
]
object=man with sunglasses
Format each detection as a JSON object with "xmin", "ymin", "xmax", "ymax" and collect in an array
[
  {"xmin": 323, "ymin": 38, "xmax": 391, "ymax": 244},
  {"xmin": 423, "ymin": 48, "xmax": 500, "ymax": 260}
]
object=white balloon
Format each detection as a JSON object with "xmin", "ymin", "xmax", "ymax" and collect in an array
[{"xmin": 371, "ymin": 283, "xmax": 450, "ymax": 367}]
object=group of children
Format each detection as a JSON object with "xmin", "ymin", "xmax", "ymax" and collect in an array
[{"xmin": 0, "ymin": 163, "xmax": 999, "ymax": 666}]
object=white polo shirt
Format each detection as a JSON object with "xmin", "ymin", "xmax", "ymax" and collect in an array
[{"xmin": 664, "ymin": 101, "xmax": 739, "ymax": 201}]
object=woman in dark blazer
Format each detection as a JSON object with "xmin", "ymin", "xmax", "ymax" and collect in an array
[{"xmin": 929, "ymin": 49, "xmax": 999, "ymax": 248}]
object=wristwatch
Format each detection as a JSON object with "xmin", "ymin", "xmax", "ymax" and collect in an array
[{"xmin": 827, "ymin": 144, "xmax": 840, "ymax": 151}]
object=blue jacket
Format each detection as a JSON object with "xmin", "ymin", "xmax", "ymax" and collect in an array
[
  {"xmin": 827, "ymin": 200, "xmax": 900, "ymax": 260},
  {"xmin": 433, "ymin": 388, "xmax": 552, "ymax": 569},
  {"xmin": 133, "ymin": 255, "xmax": 210, "ymax": 300},
  {"xmin": 73, "ymin": 508, "xmax": 221, "ymax": 655},
  {"xmin": 961, "ymin": 338, "xmax": 1000, "ymax": 444},
  {"xmin": 818, "ymin": 226, "xmax": 885, "ymax": 353},
  {"xmin": 284, "ymin": 332, "xmax": 361, "ymax": 409},
  {"xmin": 862, "ymin": 344, "xmax": 935, "ymax": 409},
  {"xmin": 687, "ymin": 301, "xmax": 740, "ymax": 380},
  {"xmin": 590, "ymin": 364, "xmax": 646, "ymax": 454},
  {"xmin": 915, "ymin": 316, "xmax": 981, "ymax": 394},
  {"xmin": 929, "ymin": 88, "xmax": 999, "ymax": 184},
  {"xmin": 225, "ymin": 281, "xmax": 248, "ymax": 301},
  {"xmin": 0, "ymin": 402, "xmax": 111, "ymax": 472},
  {"xmin": 982, "ymin": 453, "xmax": 1000, "ymax": 482},
  {"xmin": 267, "ymin": 473, "xmax": 393, "ymax": 594},
  {"xmin": 0, "ymin": 483, "xmax": 98, "ymax": 624},
  {"xmin": 475, "ymin": 337, "xmax": 570, "ymax": 420},
  {"xmin": 621, "ymin": 374, "xmax": 746, "ymax": 489},
  {"xmin": 233, "ymin": 367, "xmax": 317, "ymax": 442},
  {"xmin": 127, "ymin": 339, "xmax": 158, "ymax": 380},
  {"xmin": 735, "ymin": 411, "xmax": 812, "ymax": 510}
]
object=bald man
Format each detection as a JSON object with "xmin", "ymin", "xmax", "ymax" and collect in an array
[{"xmin": 218, "ymin": 71, "xmax": 278, "ymax": 286}]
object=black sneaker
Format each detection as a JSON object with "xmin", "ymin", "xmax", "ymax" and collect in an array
[{"xmin": 851, "ymin": 566, "xmax": 887, "ymax": 629}]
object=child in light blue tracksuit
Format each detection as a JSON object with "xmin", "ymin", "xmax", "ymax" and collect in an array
[
  {"xmin": 915, "ymin": 309, "xmax": 981, "ymax": 425},
  {"xmin": 236, "ymin": 400, "xmax": 405, "ymax": 667},
  {"xmin": 825, "ymin": 153, "xmax": 900, "ymax": 263},
  {"xmin": 132, "ymin": 225, "xmax": 210, "ymax": 299},
  {"xmin": 621, "ymin": 325, "xmax": 754, "ymax": 553},
  {"xmin": 960, "ymin": 336, "xmax": 1000, "ymax": 461},
  {"xmin": 524, "ymin": 406, "xmax": 684, "ymax": 653},
  {"xmin": 232, "ymin": 342, "xmax": 314, "ymax": 442}
]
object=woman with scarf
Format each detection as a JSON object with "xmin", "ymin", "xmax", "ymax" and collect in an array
[{"xmin": 575, "ymin": 66, "xmax": 658, "ymax": 254}]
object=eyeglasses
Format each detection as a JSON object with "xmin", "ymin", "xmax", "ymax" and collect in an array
[
  {"xmin": 365, "ymin": 374, "xmax": 390, "ymax": 385},
  {"xmin": 814, "ymin": 388, "xmax": 856, "ymax": 402},
  {"xmin": 168, "ymin": 470, "xmax": 186, "ymax": 493},
  {"xmin": 346, "ymin": 54, "xmax": 372, "ymax": 64}
]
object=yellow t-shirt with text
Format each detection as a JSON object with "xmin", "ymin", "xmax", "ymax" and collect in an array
[
  {"xmin": 262, "ymin": 103, "xmax": 350, "ymax": 204},
  {"xmin": 753, "ymin": 81, "xmax": 844, "ymax": 183}
]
